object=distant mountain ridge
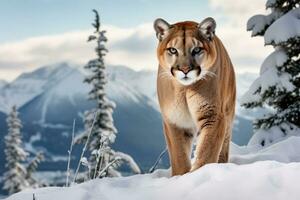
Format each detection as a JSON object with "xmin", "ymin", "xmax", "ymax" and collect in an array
[
  {"xmin": 0, "ymin": 63, "xmax": 165, "ymax": 177},
  {"xmin": 0, "ymin": 63, "xmax": 258, "ymax": 178}
]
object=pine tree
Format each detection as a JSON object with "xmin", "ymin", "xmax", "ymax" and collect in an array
[
  {"xmin": 2, "ymin": 106, "xmax": 44, "ymax": 194},
  {"xmin": 3, "ymin": 106, "xmax": 30, "ymax": 195},
  {"xmin": 75, "ymin": 10, "xmax": 140, "ymax": 179},
  {"xmin": 241, "ymin": 0, "xmax": 300, "ymax": 147},
  {"xmin": 26, "ymin": 152, "xmax": 44, "ymax": 187}
]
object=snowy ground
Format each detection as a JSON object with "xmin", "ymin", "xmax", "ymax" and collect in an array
[{"xmin": 6, "ymin": 136, "xmax": 300, "ymax": 200}]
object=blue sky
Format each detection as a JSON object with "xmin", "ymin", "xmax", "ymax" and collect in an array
[
  {"xmin": 0, "ymin": 0, "xmax": 271, "ymax": 81},
  {"xmin": 0, "ymin": 0, "xmax": 212, "ymax": 43}
]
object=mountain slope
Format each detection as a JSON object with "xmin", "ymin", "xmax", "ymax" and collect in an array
[
  {"xmin": 0, "ymin": 63, "xmax": 258, "ymax": 177},
  {"xmin": 0, "ymin": 63, "xmax": 77, "ymax": 113},
  {"xmin": 0, "ymin": 63, "xmax": 166, "ymax": 176}
]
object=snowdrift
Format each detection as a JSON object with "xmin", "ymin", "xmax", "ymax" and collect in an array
[
  {"xmin": 6, "ymin": 162, "xmax": 300, "ymax": 200},
  {"xmin": 6, "ymin": 136, "xmax": 300, "ymax": 200},
  {"xmin": 230, "ymin": 136, "xmax": 300, "ymax": 164}
]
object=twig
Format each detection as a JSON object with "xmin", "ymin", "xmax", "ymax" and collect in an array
[
  {"xmin": 149, "ymin": 147, "xmax": 168, "ymax": 173},
  {"xmin": 93, "ymin": 142, "xmax": 103, "ymax": 179},
  {"xmin": 73, "ymin": 111, "xmax": 98, "ymax": 183},
  {"xmin": 94, "ymin": 140, "xmax": 108, "ymax": 179},
  {"xmin": 97, "ymin": 158, "xmax": 120, "ymax": 178},
  {"xmin": 66, "ymin": 119, "xmax": 76, "ymax": 187}
]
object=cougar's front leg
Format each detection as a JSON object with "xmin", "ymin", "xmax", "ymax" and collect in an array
[
  {"xmin": 218, "ymin": 127, "xmax": 231, "ymax": 163},
  {"xmin": 163, "ymin": 121, "xmax": 193, "ymax": 176},
  {"xmin": 190, "ymin": 108, "xmax": 226, "ymax": 171}
]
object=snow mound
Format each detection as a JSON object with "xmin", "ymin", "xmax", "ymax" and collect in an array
[
  {"xmin": 265, "ymin": 8, "xmax": 300, "ymax": 44},
  {"xmin": 6, "ymin": 136, "xmax": 300, "ymax": 200},
  {"xmin": 231, "ymin": 136, "xmax": 300, "ymax": 164},
  {"xmin": 247, "ymin": 123, "xmax": 300, "ymax": 149},
  {"xmin": 6, "ymin": 161, "xmax": 300, "ymax": 200}
]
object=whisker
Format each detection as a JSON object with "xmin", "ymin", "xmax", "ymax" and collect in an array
[
  {"xmin": 206, "ymin": 71, "xmax": 216, "ymax": 77},
  {"xmin": 159, "ymin": 74, "xmax": 170, "ymax": 79},
  {"xmin": 159, "ymin": 71, "xmax": 172, "ymax": 79},
  {"xmin": 200, "ymin": 69, "xmax": 216, "ymax": 81}
]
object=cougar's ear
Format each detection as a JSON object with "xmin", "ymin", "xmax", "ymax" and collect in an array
[
  {"xmin": 198, "ymin": 17, "xmax": 216, "ymax": 41},
  {"xmin": 154, "ymin": 18, "xmax": 171, "ymax": 41}
]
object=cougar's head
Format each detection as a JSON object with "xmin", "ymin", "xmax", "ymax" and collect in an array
[{"xmin": 154, "ymin": 17, "xmax": 218, "ymax": 86}]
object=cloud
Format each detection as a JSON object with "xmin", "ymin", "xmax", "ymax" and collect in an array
[
  {"xmin": 208, "ymin": 0, "xmax": 273, "ymax": 73},
  {"xmin": 209, "ymin": 0, "xmax": 269, "ymax": 25},
  {"xmin": 0, "ymin": 30, "xmax": 92, "ymax": 77},
  {"xmin": 0, "ymin": 24, "xmax": 157, "ymax": 81},
  {"xmin": 105, "ymin": 23, "xmax": 158, "ymax": 70},
  {"xmin": 0, "ymin": 2, "xmax": 274, "ymax": 81}
]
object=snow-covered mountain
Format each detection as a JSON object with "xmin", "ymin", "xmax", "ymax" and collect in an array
[
  {"xmin": 0, "ymin": 63, "xmax": 78, "ymax": 113},
  {"xmin": 0, "ymin": 63, "xmax": 258, "ymax": 178},
  {"xmin": 0, "ymin": 63, "xmax": 166, "ymax": 178},
  {"xmin": 0, "ymin": 63, "xmax": 158, "ymax": 114}
]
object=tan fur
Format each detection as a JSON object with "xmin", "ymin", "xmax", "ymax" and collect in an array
[{"xmin": 155, "ymin": 21, "xmax": 236, "ymax": 176}]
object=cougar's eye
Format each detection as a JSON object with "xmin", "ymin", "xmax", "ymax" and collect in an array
[
  {"xmin": 167, "ymin": 47, "xmax": 178, "ymax": 55},
  {"xmin": 192, "ymin": 47, "xmax": 203, "ymax": 56}
]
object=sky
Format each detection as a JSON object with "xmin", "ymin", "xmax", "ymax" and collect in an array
[{"xmin": 0, "ymin": 0, "xmax": 272, "ymax": 81}]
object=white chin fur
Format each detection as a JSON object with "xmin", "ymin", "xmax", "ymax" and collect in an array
[{"xmin": 174, "ymin": 70, "xmax": 200, "ymax": 86}]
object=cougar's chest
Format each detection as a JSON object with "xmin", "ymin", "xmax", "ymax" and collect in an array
[{"xmin": 163, "ymin": 94, "xmax": 196, "ymax": 129}]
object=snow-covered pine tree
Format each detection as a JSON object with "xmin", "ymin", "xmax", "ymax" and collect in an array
[
  {"xmin": 26, "ymin": 152, "xmax": 44, "ymax": 187},
  {"xmin": 75, "ymin": 10, "xmax": 140, "ymax": 180},
  {"xmin": 2, "ymin": 106, "xmax": 44, "ymax": 194},
  {"xmin": 241, "ymin": 0, "xmax": 300, "ymax": 147},
  {"xmin": 3, "ymin": 106, "xmax": 30, "ymax": 195}
]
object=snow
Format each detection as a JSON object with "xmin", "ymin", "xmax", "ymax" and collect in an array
[
  {"xmin": 6, "ymin": 161, "xmax": 300, "ymax": 200},
  {"xmin": 105, "ymin": 66, "xmax": 157, "ymax": 107},
  {"xmin": 106, "ymin": 77, "xmax": 145, "ymax": 105},
  {"xmin": 247, "ymin": 12, "xmax": 279, "ymax": 36},
  {"xmin": 24, "ymin": 133, "xmax": 42, "ymax": 153},
  {"xmin": 37, "ymin": 68, "xmax": 89, "ymax": 124},
  {"xmin": 265, "ymin": 0, "xmax": 276, "ymax": 8},
  {"xmin": 240, "ymin": 48, "xmax": 295, "ymax": 105},
  {"xmin": 231, "ymin": 136, "xmax": 300, "ymax": 164},
  {"xmin": 6, "ymin": 136, "xmax": 300, "ymax": 200},
  {"xmin": 0, "ymin": 63, "xmax": 156, "ymax": 114},
  {"xmin": 0, "ymin": 63, "xmax": 254, "ymax": 126},
  {"xmin": 265, "ymin": 8, "xmax": 300, "ymax": 44},
  {"xmin": 260, "ymin": 48, "xmax": 288, "ymax": 74},
  {"xmin": 0, "ymin": 78, "xmax": 45, "ymax": 113},
  {"xmin": 49, "ymin": 155, "xmax": 69, "ymax": 162},
  {"xmin": 33, "ymin": 171, "xmax": 67, "ymax": 186},
  {"xmin": 32, "ymin": 122, "xmax": 69, "ymax": 129},
  {"xmin": 0, "ymin": 63, "xmax": 76, "ymax": 113},
  {"xmin": 114, "ymin": 152, "xmax": 141, "ymax": 174},
  {"xmin": 247, "ymin": 123, "xmax": 300, "ymax": 148},
  {"xmin": 259, "ymin": 49, "xmax": 295, "ymax": 94}
]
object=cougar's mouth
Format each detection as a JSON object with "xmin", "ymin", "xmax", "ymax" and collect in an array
[{"xmin": 171, "ymin": 66, "xmax": 202, "ymax": 86}]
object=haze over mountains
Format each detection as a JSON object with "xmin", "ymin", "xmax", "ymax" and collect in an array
[{"xmin": 0, "ymin": 63, "xmax": 258, "ymax": 179}]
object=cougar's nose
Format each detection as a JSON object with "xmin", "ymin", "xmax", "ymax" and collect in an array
[{"xmin": 179, "ymin": 66, "xmax": 192, "ymax": 74}]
